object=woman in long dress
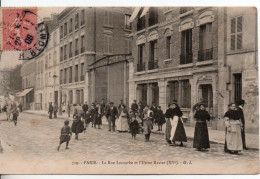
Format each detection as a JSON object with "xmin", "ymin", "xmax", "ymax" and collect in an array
[
  {"xmin": 193, "ymin": 103, "xmax": 211, "ymax": 151},
  {"xmin": 71, "ymin": 113, "xmax": 85, "ymax": 140},
  {"xmin": 224, "ymin": 103, "xmax": 243, "ymax": 154},
  {"xmin": 170, "ymin": 103, "xmax": 187, "ymax": 147},
  {"xmin": 117, "ymin": 106, "xmax": 129, "ymax": 132},
  {"xmin": 164, "ymin": 104, "xmax": 173, "ymax": 144}
]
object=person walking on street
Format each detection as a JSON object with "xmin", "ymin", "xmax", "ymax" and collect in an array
[
  {"xmin": 12, "ymin": 107, "xmax": 19, "ymax": 126},
  {"xmin": 71, "ymin": 113, "xmax": 85, "ymax": 140},
  {"xmin": 18, "ymin": 102, "xmax": 23, "ymax": 112},
  {"xmin": 156, "ymin": 106, "xmax": 165, "ymax": 131},
  {"xmin": 118, "ymin": 100, "xmax": 126, "ymax": 114},
  {"xmin": 82, "ymin": 101, "xmax": 89, "ymax": 120},
  {"xmin": 53, "ymin": 103, "xmax": 58, "ymax": 118},
  {"xmin": 224, "ymin": 103, "xmax": 243, "ymax": 154},
  {"xmin": 107, "ymin": 102, "xmax": 118, "ymax": 132},
  {"xmin": 48, "ymin": 102, "xmax": 54, "ymax": 119},
  {"xmin": 237, "ymin": 99, "xmax": 248, "ymax": 150},
  {"xmin": 170, "ymin": 102, "xmax": 187, "ymax": 147},
  {"xmin": 165, "ymin": 103, "xmax": 173, "ymax": 144},
  {"xmin": 67, "ymin": 102, "xmax": 71, "ymax": 118},
  {"xmin": 193, "ymin": 103, "xmax": 211, "ymax": 151},
  {"xmin": 90, "ymin": 103, "xmax": 98, "ymax": 129},
  {"xmin": 131, "ymin": 100, "xmax": 138, "ymax": 113},
  {"xmin": 57, "ymin": 120, "xmax": 72, "ymax": 151}
]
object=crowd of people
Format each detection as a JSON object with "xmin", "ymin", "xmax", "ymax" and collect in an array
[
  {"xmin": 56, "ymin": 98, "xmax": 248, "ymax": 155},
  {"xmin": 0, "ymin": 100, "xmax": 22, "ymax": 126}
]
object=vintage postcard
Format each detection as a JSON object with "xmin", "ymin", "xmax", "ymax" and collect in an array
[{"xmin": 0, "ymin": 6, "xmax": 259, "ymax": 174}]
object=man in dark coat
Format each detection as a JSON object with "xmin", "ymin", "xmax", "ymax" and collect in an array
[
  {"xmin": 48, "ymin": 102, "xmax": 54, "ymax": 119},
  {"xmin": 107, "ymin": 102, "xmax": 118, "ymax": 132},
  {"xmin": 131, "ymin": 100, "xmax": 138, "ymax": 112},
  {"xmin": 18, "ymin": 103, "xmax": 23, "ymax": 112},
  {"xmin": 82, "ymin": 102, "xmax": 89, "ymax": 119},
  {"xmin": 100, "ymin": 99, "xmax": 106, "ymax": 116},
  {"xmin": 53, "ymin": 103, "xmax": 58, "ymax": 118},
  {"xmin": 237, "ymin": 99, "xmax": 248, "ymax": 150}
]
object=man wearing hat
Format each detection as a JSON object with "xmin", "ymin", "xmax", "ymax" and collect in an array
[
  {"xmin": 107, "ymin": 101, "xmax": 118, "ymax": 132},
  {"xmin": 237, "ymin": 99, "xmax": 248, "ymax": 150}
]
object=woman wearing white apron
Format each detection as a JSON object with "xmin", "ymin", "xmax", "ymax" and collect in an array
[
  {"xmin": 169, "ymin": 103, "xmax": 187, "ymax": 147},
  {"xmin": 117, "ymin": 106, "xmax": 129, "ymax": 132}
]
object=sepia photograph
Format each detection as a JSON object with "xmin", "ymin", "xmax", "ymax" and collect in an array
[{"xmin": 0, "ymin": 3, "xmax": 259, "ymax": 175}]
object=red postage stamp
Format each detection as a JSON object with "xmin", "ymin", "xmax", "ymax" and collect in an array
[{"xmin": 2, "ymin": 8, "xmax": 38, "ymax": 51}]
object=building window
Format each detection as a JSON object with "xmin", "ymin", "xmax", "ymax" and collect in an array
[
  {"xmin": 53, "ymin": 51, "xmax": 57, "ymax": 66},
  {"xmin": 180, "ymin": 80, "xmax": 191, "ymax": 108},
  {"xmin": 198, "ymin": 23, "xmax": 213, "ymax": 61},
  {"xmin": 64, "ymin": 68, "xmax": 67, "ymax": 84},
  {"xmin": 137, "ymin": 8, "xmax": 145, "ymax": 31},
  {"xmin": 69, "ymin": 90, "xmax": 73, "ymax": 104},
  {"xmin": 149, "ymin": 40, "xmax": 158, "ymax": 70},
  {"xmin": 75, "ymin": 14, "xmax": 79, "ymax": 30},
  {"xmin": 60, "ymin": 70, "xmax": 63, "ymax": 84},
  {"xmin": 69, "ymin": 18, "xmax": 73, "ymax": 33},
  {"xmin": 148, "ymin": 7, "xmax": 158, "ymax": 26},
  {"xmin": 137, "ymin": 44, "xmax": 145, "ymax": 72},
  {"xmin": 81, "ymin": 35, "xmax": 85, "ymax": 53},
  {"xmin": 104, "ymin": 9, "xmax": 112, "ymax": 26},
  {"xmin": 200, "ymin": 84, "xmax": 213, "ymax": 109},
  {"xmin": 125, "ymin": 38, "xmax": 131, "ymax": 54},
  {"xmin": 167, "ymin": 81, "xmax": 179, "ymax": 105},
  {"xmin": 60, "ymin": 47, "xmax": 63, "ymax": 61},
  {"xmin": 69, "ymin": 67, "xmax": 72, "ymax": 83},
  {"xmin": 80, "ymin": 63, "xmax": 84, "ymax": 81},
  {"xmin": 234, "ymin": 73, "xmax": 242, "ymax": 103},
  {"xmin": 180, "ymin": 29, "xmax": 192, "ymax": 64},
  {"xmin": 69, "ymin": 42, "xmax": 72, "ymax": 58},
  {"xmin": 166, "ymin": 36, "xmax": 172, "ymax": 59},
  {"xmin": 180, "ymin": 7, "xmax": 192, "ymax": 14},
  {"xmin": 64, "ymin": 45, "xmax": 67, "ymax": 60},
  {"xmin": 125, "ymin": 14, "xmax": 131, "ymax": 30},
  {"xmin": 231, "ymin": 16, "xmax": 243, "ymax": 50},
  {"xmin": 81, "ymin": 10, "xmax": 85, "ymax": 25},
  {"xmin": 104, "ymin": 34, "xmax": 112, "ymax": 54},
  {"xmin": 60, "ymin": 26, "xmax": 63, "ymax": 39},
  {"xmin": 75, "ymin": 65, "xmax": 79, "ymax": 82},
  {"xmin": 75, "ymin": 38, "xmax": 79, "ymax": 55},
  {"xmin": 53, "ymin": 32, "xmax": 57, "ymax": 46},
  {"xmin": 64, "ymin": 22, "xmax": 67, "ymax": 36}
]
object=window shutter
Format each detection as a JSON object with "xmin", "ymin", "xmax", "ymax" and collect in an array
[
  {"xmin": 237, "ymin": 16, "xmax": 242, "ymax": 33},
  {"xmin": 231, "ymin": 18, "xmax": 236, "ymax": 34},
  {"xmin": 231, "ymin": 34, "xmax": 236, "ymax": 50},
  {"xmin": 237, "ymin": 33, "xmax": 242, "ymax": 49}
]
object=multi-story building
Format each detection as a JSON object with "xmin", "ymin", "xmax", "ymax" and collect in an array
[
  {"xmin": 129, "ymin": 7, "xmax": 258, "ymax": 133},
  {"xmin": 20, "ymin": 15, "xmax": 59, "ymax": 110},
  {"xmin": 218, "ymin": 7, "xmax": 258, "ymax": 133},
  {"xmin": 58, "ymin": 7, "xmax": 132, "ymax": 106},
  {"xmin": 20, "ymin": 60, "xmax": 36, "ymax": 109}
]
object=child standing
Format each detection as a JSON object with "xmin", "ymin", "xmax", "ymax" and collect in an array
[
  {"xmin": 12, "ymin": 108, "xmax": 19, "ymax": 126},
  {"xmin": 143, "ymin": 107, "xmax": 153, "ymax": 142},
  {"xmin": 129, "ymin": 117, "xmax": 139, "ymax": 139},
  {"xmin": 57, "ymin": 120, "xmax": 72, "ymax": 151}
]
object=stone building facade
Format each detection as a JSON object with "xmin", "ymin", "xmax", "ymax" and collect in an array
[
  {"xmin": 129, "ymin": 7, "xmax": 258, "ymax": 133},
  {"xmin": 58, "ymin": 7, "xmax": 131, "ymax": 106}
]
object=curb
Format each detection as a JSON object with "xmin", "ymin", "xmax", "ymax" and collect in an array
[{"xmin": 24, "ymin": 111, "xmax": 259, "ymax": 150}]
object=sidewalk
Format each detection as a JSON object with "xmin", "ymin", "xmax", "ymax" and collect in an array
[{"xmin": 24, "ymin": 110, "xmax": 259, "ymax": 149}]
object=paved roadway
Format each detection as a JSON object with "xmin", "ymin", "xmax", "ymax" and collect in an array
[{"xmin": 0, "ymin": 112, "xmax": 258, "ymax": 174}]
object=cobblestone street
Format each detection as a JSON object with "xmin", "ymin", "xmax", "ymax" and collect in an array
[{"xmin": 0, "ymin": 112, "xmax": 259, "ymax": 174}]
